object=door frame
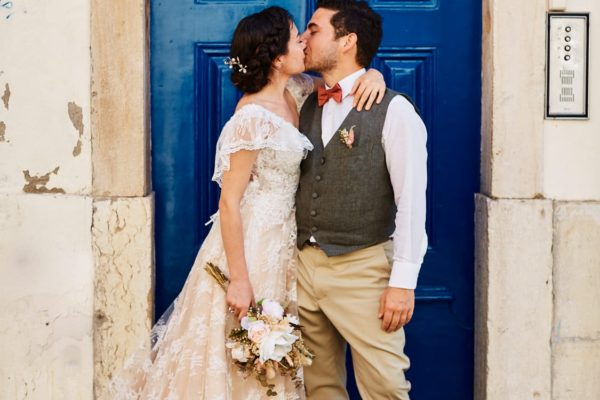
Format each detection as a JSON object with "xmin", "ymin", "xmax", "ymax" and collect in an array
[{"xmin": 95, "ymin": 0, "xmax": 490, "ymax": 395}]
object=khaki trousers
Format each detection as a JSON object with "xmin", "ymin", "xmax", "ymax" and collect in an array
[{"xmin": 297, "ymin": 241, "xmax": 411, "ymax": 400}]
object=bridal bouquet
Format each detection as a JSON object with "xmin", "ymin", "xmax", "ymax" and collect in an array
[{"xmin": 205, "ymin": 263, "xmax": 315, "ymax": 396}]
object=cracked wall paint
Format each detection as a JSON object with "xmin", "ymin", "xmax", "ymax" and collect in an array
[
  {"xmin": 1, "ymin": 83, "xmax": 9, "ymax": 109},
  {"xmin": 0, "ymin": 121, "xmax": 5, "ymax": 142},
  {"xmin": 92, "ymin": 196, "xmax": 154, "ymax": 398},
  {"xmin": 0, "ymin": 0, "xmax": 92, "ymax": 194},
  {"xmin": 22, "ymin": 166, "xmax": 65, "ymax": 194},
  {"xmin": 68, "ymin": 101, "xmax": 83, "ymax": 157}
]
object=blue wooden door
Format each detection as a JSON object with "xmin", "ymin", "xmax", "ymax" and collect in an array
[
  {"xmin": 151, "ymin": 1, "xmax": 481, "ymax": 399},
  {"xmin": 150, "ymin": 0, "xmax": 308, "ymax": 316}
]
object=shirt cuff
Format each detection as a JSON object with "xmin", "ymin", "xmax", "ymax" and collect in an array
[{"xmin": 388, "ymin": 261, "xmax": 421, "ymax": 289}]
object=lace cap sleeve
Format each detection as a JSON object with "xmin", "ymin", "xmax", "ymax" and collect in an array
[
  {"xmin": 211, "ymin": 105, "xmax": 313, "ymax": 186},
  {"xmin": 286, "ymin": 73, "xmax": 314, "ymax": 112}
]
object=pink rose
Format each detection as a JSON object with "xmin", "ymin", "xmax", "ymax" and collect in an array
[
  {"xmin": 347, "ymin": 129, "xmax": 355, "ymax": 146},
  {"xmin": 247, "ymin": 320, "xmax": 270, "ymax": 344}
]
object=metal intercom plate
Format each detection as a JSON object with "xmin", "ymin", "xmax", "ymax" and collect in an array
[{"xmin": 546, "ymin": 13, "xmax": 589, "ymax": 119}]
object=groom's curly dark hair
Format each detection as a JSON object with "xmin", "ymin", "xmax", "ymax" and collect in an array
[
  {"xmin": 229, "ymin": 7, "xmax": 292, "ymax": 93},
  {"xmin": 317, "ymin": 0, "xmax": 382, "ymax": 67}
]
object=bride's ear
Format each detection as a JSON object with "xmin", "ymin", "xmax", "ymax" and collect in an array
[{"xmin": 273, "ymin": 56, "xmax": 284, "ymax": 70}]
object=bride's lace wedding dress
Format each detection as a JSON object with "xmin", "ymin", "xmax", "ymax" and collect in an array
[{"xmin": 104, "ymin": 75, "xmax": 314, "ymax": 400}]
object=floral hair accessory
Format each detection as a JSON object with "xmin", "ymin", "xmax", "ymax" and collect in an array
[
  {"xmin": 338, "ymin": 125, "xmax": 356, "ymax": 149},
  {"xmin": 224, "ymin": 56, "xmax": 248, "ymax": 74}
]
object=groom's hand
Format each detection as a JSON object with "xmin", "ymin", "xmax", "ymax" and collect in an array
[{"xmin": 378, "ymin": 288, "xmax": 415, "ymax": 333}]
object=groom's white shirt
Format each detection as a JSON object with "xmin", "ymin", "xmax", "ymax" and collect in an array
[{"xmin": 319, "ymin": 68, "xmax": 428, "ymax": 290}]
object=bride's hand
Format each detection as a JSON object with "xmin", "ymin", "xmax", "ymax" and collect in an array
[
  {"xmin": 350, "ymin": 68, "xmax": 386, "ymax": 111},
  {"xmin": 226, "ymin": 278, "xmax": 256, "ymax": 320}
]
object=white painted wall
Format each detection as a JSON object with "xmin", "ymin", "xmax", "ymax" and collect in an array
[
  {"xmin": 0, "ymin": 1, "xmax": 94, "ymax": 398},
  {"xmin": 544, "ymin": 0, "xmax": 600, "ymax": 200}
]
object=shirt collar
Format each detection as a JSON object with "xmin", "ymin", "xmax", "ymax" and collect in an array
[{"xmin": 325, "ymin": 68, "xmax": 366, "ymax": 100}]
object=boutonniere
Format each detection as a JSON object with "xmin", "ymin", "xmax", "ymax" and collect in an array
[{"xmin": 338, "ymin": 125, "xmax": 356, "ymax": 149}]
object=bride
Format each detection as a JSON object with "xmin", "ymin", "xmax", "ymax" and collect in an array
[{"xmin": 105, "ymin": 6, "xmax": 385, "ymax": 399}]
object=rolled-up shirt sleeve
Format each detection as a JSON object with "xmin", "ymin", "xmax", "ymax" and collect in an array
[{"xmin": 382, "ymin": 95, "xmax": 428, "ymax": 289}]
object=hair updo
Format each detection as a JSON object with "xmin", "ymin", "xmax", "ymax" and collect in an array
[{"xmin": 229, "ymin": 6, "xmax": 292, "ymax": 94}]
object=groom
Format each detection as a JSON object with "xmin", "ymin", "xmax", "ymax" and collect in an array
[{"xmin": 296, "ymin": 1, "xmax": 428, "ymax": 399}]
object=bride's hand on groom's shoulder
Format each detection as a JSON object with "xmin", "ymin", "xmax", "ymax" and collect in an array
[
  {"xmin": 350, "ymin": 68, "xmax": 386, "ymax": 112},
  {"xmin": 378, "ymin": 287, "xmax": 415, "ymax": 333}
]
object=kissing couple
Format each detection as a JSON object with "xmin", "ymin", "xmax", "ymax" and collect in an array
[{"xmin": 105, "ymin": 1, "xmax": 427, "ymax": 399}]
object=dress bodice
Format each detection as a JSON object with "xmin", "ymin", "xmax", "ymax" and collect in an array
[{"xmin": 212, "ymin": 104, "xmax": 313, "ymax": 216}]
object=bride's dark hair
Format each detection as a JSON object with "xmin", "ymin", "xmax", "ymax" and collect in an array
[{"xmin": 229, "ymin": 6, "xmax": 292, "ymax": 93}]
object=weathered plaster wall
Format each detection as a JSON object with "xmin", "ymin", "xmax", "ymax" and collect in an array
[
  {"xmin": 0, "ymin": 1, "xmax": 95, "ymax": 398},
  {"xmin": 0, "ymin": 0, "xmax": 153, "ymax": 398},
  {"xmin": 92, "ymin": 197, "xmax": 154, "ymax": 398},
  {"xmin": 0, "ymin": 194, "xmax": 94, "ymax": 400},
  {"xmin": 0, "ymin": 0, "xmax": 92, "ymax": 195}
]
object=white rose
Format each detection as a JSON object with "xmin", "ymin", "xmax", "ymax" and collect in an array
[
  {"xmin": 247, "ymin": 320, "xmax": 270, "ymax": 344},
  {"xmin": 261, "ymin": 299, "xmax": 285, "ymax": 320},
  {"xmin": 259, "ymin": 330, "xmax": 298, "ymax": 362}
]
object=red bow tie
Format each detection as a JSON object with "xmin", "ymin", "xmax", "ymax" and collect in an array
[{"xmin": 317, "ymin": 83, "xmax": 343, "ymax": 107}]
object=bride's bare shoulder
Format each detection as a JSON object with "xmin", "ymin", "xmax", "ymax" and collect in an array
[
  {"xmin": 235, "ymin": 95, "xmax": 251, "ymax": 112},
  {"xmin": 235, "ymin": 94, "xmax": 263, "ymax": 112}
]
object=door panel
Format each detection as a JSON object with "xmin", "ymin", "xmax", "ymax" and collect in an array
[
  {"xmin": 150, "ymin": 0, "xmax": 307, "ymax": 315},
  {"xmin": 369, "ymin": 2, "xmax": 481, "ymax": 399}
]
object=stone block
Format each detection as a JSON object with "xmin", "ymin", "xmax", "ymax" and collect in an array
[
  {"xmin": 481, "ymin": 0, "xmax": 545, "ymax": 198},
  {"xmin": 553, "ymin": 202, "xmax": 600, "ymax": 340},
  {"xmin": 91, "ymin": 0, "xmax": 150, "ymax": 197},
  {"xmin": 92, "ymin": 195, "xmax": 154, "ymax": 398},
  {"xmin": 475, "ymin": 195, "xmax": 553, "ymax": 400},
  {"xmin": 552, "ymin": 341, "xmax": 600, "ymax": 400}
]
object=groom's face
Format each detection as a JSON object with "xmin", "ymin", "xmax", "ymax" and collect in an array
[{"xmin": 301, "ymin": 8, "xmax": 341, "ymax": 73}]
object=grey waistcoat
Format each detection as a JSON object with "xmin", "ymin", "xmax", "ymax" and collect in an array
[{"xmin": 296, "ymin": 89, "xmax": 416, "ymax": 256}]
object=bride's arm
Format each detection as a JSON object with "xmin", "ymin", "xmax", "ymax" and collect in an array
[{"xmin": 219, "ymin": 149, "xmax": 258, "ymax": 319}]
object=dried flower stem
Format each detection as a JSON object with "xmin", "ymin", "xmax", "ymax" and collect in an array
[{"xmin": 204, "ymin": 262, "xmax": 229, "ymax": 291}]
